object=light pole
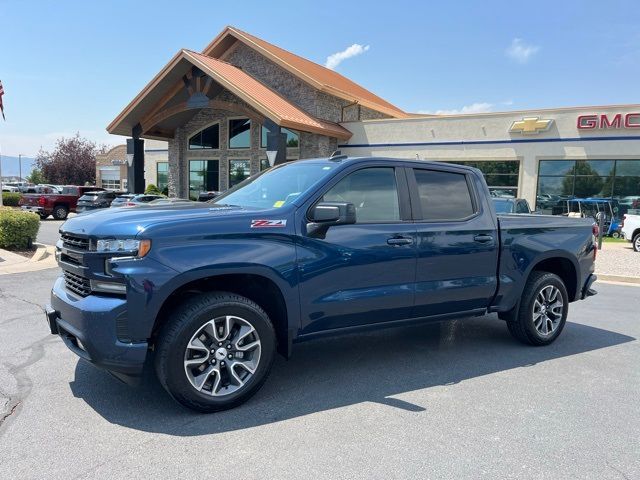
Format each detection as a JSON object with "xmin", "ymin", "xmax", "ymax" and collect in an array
[{"xmin": 18, "ymin": 153, "xmax": 22, "ymax": 182}]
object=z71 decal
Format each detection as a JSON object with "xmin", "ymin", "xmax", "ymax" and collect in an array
[{"xmin": 251, "ymin": 219, "xmax": 287, "ymax": 228}]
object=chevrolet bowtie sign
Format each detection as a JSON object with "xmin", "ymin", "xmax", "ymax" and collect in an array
[{"xmin": 509, "ymin": 117, "xmax": 554, "ymax": 134}]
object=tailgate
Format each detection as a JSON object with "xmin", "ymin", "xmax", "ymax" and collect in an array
[{"xmin": 20, "ymin": 195, "xmax": 41, "ymax": 206}]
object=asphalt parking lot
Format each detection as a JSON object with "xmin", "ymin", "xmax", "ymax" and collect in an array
[
  {"xmin": 35, "ymin": 216, "xmax": 70, "ymax": 246},
  {"xmin": 0, "ymin": 268, "xmax": 638, "ymax": 479}
]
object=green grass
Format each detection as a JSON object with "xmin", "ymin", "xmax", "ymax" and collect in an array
[{"xmin": 601, "ymin": 236, "xmax": 626, "ymax": 243}]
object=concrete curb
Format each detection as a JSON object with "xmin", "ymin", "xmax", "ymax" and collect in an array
[
  {"xmin": 30, "ymin": 243, "xmax": 51, "ymax": 262},
  {"xmin": 597, "ymin": 274, "xmax": 640, "ymax": 285},
  {"xmin": 0, "ymin": 244, "xmax": 58, "ymax": 275}
]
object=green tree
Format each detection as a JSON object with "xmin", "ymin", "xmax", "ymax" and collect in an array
[{"xmin": 26, "ymin": 168, "xmax": 46, "ymax": 185}]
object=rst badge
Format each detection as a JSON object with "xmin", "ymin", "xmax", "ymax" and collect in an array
[{"xmin": 251, "ymin": 219, "xmax": 287, "ymax": 228}]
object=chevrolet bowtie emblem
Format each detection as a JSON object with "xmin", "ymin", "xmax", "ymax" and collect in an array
[{"xmin": 509, "ymin": 117, "xmax": 553, "ymax": 134}]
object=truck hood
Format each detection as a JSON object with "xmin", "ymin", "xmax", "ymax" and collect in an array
[{"xmin": 60, "ymin": 203, "xmax": 260, "ymax": 237}]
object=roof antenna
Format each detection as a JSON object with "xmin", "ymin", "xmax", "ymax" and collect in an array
[{"xmin": 328, "ymin": 150, "xmax": 348, "ymax": 161}]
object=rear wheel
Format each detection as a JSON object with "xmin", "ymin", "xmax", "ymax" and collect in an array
[
  {"xmin": 52, "ymin": 205, "xmax": 68, "ymax": 220},
  {"xmin": 38, "ymin": 213, "xmax": 49, "ymax": 220},
  {"xmin": 633, "ymin": 233, "xmax": 640, "ymax": 252},
  {"xmin": 506, "ymin": 271, "xmax": 568, "ymax": 346},
  {"xmin": 155, "ymin": 292, "xmax": 276, "ymax": 412}
]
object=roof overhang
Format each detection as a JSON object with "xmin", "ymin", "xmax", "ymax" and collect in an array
[{"xmin": 107, "ymin": 49, "xmax": 352, "ymax": 141}]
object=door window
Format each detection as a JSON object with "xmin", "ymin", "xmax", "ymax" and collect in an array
[
  {"xmin": 413, "ymin": 169, "xmax": 475, "ymax": 220},
  {"xmin": 322, "ymin": 168, "xmax": 400, "ymax": 223}
]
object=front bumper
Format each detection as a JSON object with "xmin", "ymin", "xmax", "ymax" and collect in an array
[{"xmin": 47, "ymin": 276, "xmax": 148, "ymax": 378}]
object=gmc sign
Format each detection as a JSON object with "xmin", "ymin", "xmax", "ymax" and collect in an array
[{"xmin": 577, "ymin": 113, "xmax": 640, "ymax": 129}]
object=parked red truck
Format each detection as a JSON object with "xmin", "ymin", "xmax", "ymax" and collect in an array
[{"xmin": 19, "ymin": 186, "xmax": 104, "ymax": 220}]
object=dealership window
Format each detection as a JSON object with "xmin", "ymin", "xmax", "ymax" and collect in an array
[
  {"xmin": 156, "ymin": 162, "xmax": 168, "ymax": 193},
  {"xmin": 188, "ymin": 123, "xmax": 219, "ymax": 150},
  {"xmin": 189, "ymin": 160, "xmax": 219, "ymax": 200},
  {"xmin": 229, "ymin": 119, "xmax": 251, "ymax": 149},
  {"xmin": 101, "ymin": 179, "xmax": 121, "ymax": 190},
  {"xmin": 260, "ymin": 126, "xmax": 299, "ymax": 148},
  {"xmin": 536, "ymin": 159, "xmax": 640, "ymax": 214},
  {"xmin": 447, "ymin": 160, "xmax": 520, "ymax": 198},
  {"xmin": 229, "ymin": 159, "xmax": 250, "ymax": 187}
]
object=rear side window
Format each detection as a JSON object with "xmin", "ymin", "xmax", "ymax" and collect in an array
[
  {"xmin": 322, "ymin": 167, "xmax": 400, "ymax": 223},
  {"xmin": 413, "ymin": 169, "xmax": 475, "ymax": 220}
]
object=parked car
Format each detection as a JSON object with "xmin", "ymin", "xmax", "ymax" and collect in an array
[
  {"xmin": 146, "ymin": 197, "xmax": 194, "ymax": 206},
  {"xmin": 76, "ymin": 191, "xmax": 118, "ymax": 214},
  {"xmin": 1, "ymin": 185, "xmax": 20, "ymax": 192},
  {"xmin": 621, "ymin": 213, "xmax": 640, "ymax": 251},
  {"xmin": 110, "ymin": 194, "xmax": 136, "ymax": 208},
  {"xmin": 19, "ymin": 185, "xmax": 105, "ymax": 220},
  {"xmin": 198, "ymin": 191, "xmax": 222, "ymax": 202},
  {"xmin": 116, "ymin": 194, "xmax": 164, "ymax": 207},
  {"xmin": 492, "ymin": 198, "xmax": 532, "ymax": 214},
  {"xmin": 47, "ymin": 157, "xmax": 598, "ymax": 412}
]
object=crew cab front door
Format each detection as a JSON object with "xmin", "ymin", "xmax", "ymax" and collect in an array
[
  {"xmin": 408, "ymin": 166, "xmax": 499, "ymax": 318},
  {"xmin": 296, "ymin": 165, "xmax": 417, "ymax": 335}
]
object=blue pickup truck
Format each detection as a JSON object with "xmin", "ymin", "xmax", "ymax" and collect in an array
[{"xmin": 47, "ymin": 156, "xmax": 598, "ymax": 412}]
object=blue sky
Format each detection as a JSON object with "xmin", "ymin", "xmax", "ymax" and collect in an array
[{"xmin": 1, "ymin": 0, "xmax": 639, "ymax": 157}]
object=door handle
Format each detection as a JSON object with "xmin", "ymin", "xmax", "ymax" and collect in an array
[
  {"xmin": 387, "ymin": 236, "xmax": 414, "ymax": 246},
  {"xmin": 473, "ymin": 234, "xmax": 494, "ymax": 243}
]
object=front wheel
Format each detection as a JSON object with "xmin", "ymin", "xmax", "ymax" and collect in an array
[
  {"xmin": 155, "ymin": 292, "xmax": 276, "ymax": 412},
  {"xmin": 506, "ymin": 271, "xmax": 569, "ymax": 346}
]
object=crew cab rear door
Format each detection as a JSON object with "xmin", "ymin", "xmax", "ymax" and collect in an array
[
  {"xmin": 296, "ymin": 164, "xmax": 417, "ymax": 334},
  {"xmin": 407, "ymin": 165, "xmax": 499, "ymax": 318}
]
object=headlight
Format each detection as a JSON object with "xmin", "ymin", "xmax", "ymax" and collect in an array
[{"xmin": 95, "ymin": 238, "xmax": 151, "ymax": 257}]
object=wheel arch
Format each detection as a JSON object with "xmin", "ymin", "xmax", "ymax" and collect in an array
[
  {"xmin": 528, "ymin": 254, "xmax": 578, "ymax": 302},
  {"xmin": 150, "ymin": 271, "xmax": 293, "ymax": 358}
]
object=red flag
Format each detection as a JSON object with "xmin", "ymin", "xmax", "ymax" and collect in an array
[{"xmin": 0, "ymin": 80, "xmax": 5, "ymax": 120}]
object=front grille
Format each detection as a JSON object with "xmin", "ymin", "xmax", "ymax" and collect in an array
[
  {"xmin": 61, "ymin": 233, "xmax": 90, "ymax": 251},
  {"xmin": 63, "ymin": 270, "xmax": 91, "ymax": 297}
]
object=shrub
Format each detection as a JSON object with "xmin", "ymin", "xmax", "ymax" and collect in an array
[
  {"xmin": 1, "ymin": 192, "xmax": 22, "ymax": 207},
  {"xmin": 0, "ymin": 209, "xmax": 40, "ymax": 249},
  {"xmin": 145, "ymin": 183, "xmax": 161, "ymax": 195}
]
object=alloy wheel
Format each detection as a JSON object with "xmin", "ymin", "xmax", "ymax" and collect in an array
[
  {"xmin": 532, "ymin": 285, "xmax": 564, "ymax": 336},
  {"xmin": 183, "ymin": 315, "xmax": 261, "ymax": 396}
]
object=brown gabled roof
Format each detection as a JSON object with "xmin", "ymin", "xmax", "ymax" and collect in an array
[
  {"xmin": 107, "ymin": 49, "xmax": 352, "ymax": 140},
  {"xmin": 203, "ymin": 26, "xmax": 409, "ymax": 119},
  {"xmin": 184, "ymin": 51, "xmax": 351, "ymax": 139}
]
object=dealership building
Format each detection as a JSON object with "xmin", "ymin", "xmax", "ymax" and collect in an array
[{"xmin": 107, "ymin": 26, "xmax": 640, "ymax": 211}]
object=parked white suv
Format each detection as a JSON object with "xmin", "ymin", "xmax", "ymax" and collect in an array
[{"xmin": 621, "ymin": 213, "xmax": 640, "ymax": 252}]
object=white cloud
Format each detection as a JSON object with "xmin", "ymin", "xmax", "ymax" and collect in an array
[
  {"xmin": 417, "ymin": 102, "xmax": 494, "ymax": 115},
  {"xmin": 325, "ymin": 44, "xmax": 370, "ymax": 70},
  {"xmin": 506, "ymin": 38, "xmax": 540, "ymax": 64}
]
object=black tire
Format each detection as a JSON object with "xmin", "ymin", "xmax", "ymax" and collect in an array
[
  {"xmin": 633, "ymin": 233, "xmax": 640, "ymax": 252},
  {"xmin": 38, "ymin": 213, "xmax": 49, "ymax": 220},
  {"xmin": 155, "ymin": 291, "xmax": 276, "ymax": 412},
  {"xmin": 52, "ymin": 205, "xmax": 68, "ymax": 220},
  {"xmin": 506, "ymin": 271, "xmax": 569, "ymax": 346}
]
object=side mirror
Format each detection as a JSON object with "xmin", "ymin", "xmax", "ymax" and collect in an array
[{"xmin": 307, "ymin": 202, "xmax": 356, "ymax": 238}]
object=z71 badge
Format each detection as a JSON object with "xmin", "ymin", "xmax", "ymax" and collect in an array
[{"xmin": 251, "ymin": 219, "xmax": 287, "ymax": 228}]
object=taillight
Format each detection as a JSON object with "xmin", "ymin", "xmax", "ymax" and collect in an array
[
  {"xmin": 124, "ymin": 202, "xmax": 136, "ymax": 207},
  {"xmin": 38, "ymin": 196, "xmax": 46, "ymax": 206}
]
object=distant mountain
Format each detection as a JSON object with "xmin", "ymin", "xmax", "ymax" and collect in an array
[{"xmin": 0, "ymin": 156, "xmax": 35, "ymax": 179}]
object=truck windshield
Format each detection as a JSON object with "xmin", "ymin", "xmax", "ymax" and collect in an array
[{"xmin": 213, "ymin": 162, "xmax": 337, "ymax": 209}]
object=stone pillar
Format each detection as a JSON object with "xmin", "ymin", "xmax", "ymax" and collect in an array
[{"xmin": 168, "ymin": 127, "xmax": 187, "ymax": 198}]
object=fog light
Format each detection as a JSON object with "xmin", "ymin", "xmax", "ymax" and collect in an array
[{"xmin": 90, "ymin": 280, "xmax": 127, "ymax": 294}]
